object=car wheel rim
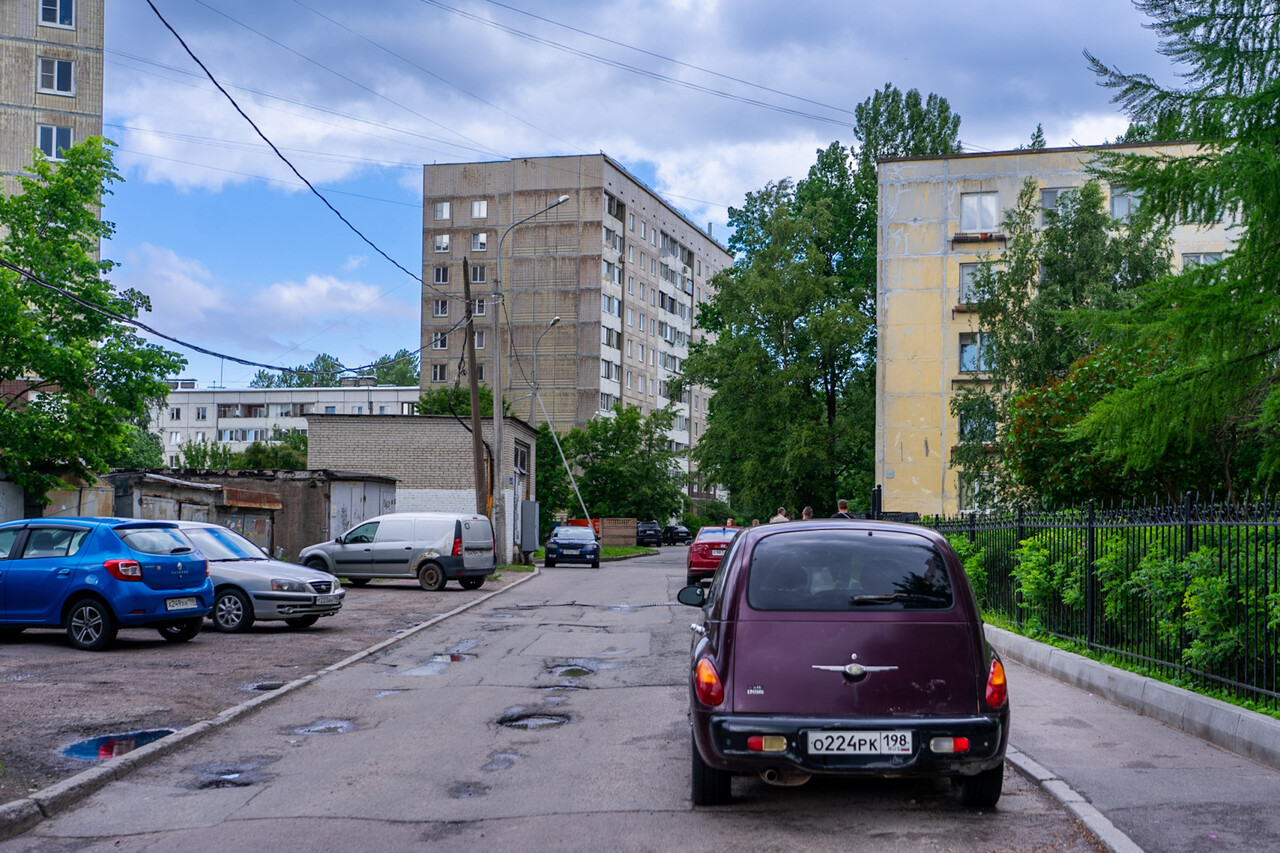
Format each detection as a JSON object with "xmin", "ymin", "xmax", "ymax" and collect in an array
[
  {"xmin": 71, "ymin": 606, "xmax": 102, "ymax": 644},
  {"xmin": 217, "ymin": 596, "xmax": 243, "ymax": 628}
]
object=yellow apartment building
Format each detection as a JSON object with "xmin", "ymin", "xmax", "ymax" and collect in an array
[{"xmin": 875, "ymin": 144, "xmax": 1234, "ymax": 517}]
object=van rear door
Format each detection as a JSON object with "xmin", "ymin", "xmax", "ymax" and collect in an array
[{"xmin": 460, "ymin": 517, "xmax": 496, "ymax": 570}]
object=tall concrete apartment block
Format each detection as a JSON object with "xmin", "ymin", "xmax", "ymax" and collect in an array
[
  {"xmin": 421, "ymin": 154, "xmax": 731, "ymax": 496},
  {"xmin": 877, "ymin": 144, "xmax": 1234, "ymax": 518},
  {"xmin": 0, "ymin": 0, "xmax": 103, "ymax": 193}
]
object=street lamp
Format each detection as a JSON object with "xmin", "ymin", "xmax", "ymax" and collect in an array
[
  {"xmin": 492, "ymin": 193, "xmax": 570, "ymax": 565},
  {"xmin": 530, "ymin": 315, "xmax": 561, "ymax": 424}
]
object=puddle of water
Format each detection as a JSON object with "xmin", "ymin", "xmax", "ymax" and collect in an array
[
  {"xmin": 547, "ymin": 658, "xmax": 618, "ymax": 678},
  {"xmin": 401, "ymin": 649, "xmax": 477, "ymax": 676},
  {"xmin": 291, "ymin": 719, "xmax": 354, "ymax": 736},
  {"xmin": 598, "ymin": 648, "xmax": 634, "ymax": 657},
  {"xmin": 249, "ymin": 680, "xmax": 286, "ymax": 691},
  {"xmin": 481, "ymin": 752, "xmax": 520, "ymax": 772},
  {"xmin": 448, "ymin": 781, "xmax": 490, "ymax": 799},
  {"xmin": 496, "ymin": 708, "xmax": 570, "ymax": 730},
  {"xmin": 64, "ymin": 729, "xmax": 176, "ymax": 760},
  {"xmin": 448, "ymin": 638, "xmax": 480, "ymax": 654},
  {"xmin": 375, "ymin": 690, "xmax": 406, "ymax": 698}
]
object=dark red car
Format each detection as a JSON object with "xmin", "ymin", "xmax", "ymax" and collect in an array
[
  {"xmin": 686, "ymin": 526, "xmax": 737, "ymax": 585},
  {"xmin": 677, "ymin": 520, "xmax": 1009, "ymax": 808}
]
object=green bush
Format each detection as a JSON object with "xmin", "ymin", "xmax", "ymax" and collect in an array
[{"xmin": 945, "ymin": 534, "xmax": 988, "ymax": 609}]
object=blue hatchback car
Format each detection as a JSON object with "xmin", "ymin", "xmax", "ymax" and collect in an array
[{"xmin": 0, "ymin": 518, "xmax": 213, "ymax": 651}]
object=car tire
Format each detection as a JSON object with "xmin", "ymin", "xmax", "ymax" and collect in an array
[
  {"xmin": 545, "ymin": 558, "xmax": 556, "ymax": 567},
  {"xmin": 590, "ymin": 559, "xmax": 600, "ymax": 568},
  {"xmin": 157, "ymin": 617, "xmax": 203, "ymax": 643},
  {"xmin": 691, "ymin": 734, "xmax": 733, "ymax": 805},
  {"xmin": 459, "ymin": 577, "xmax": 485, "ymax": 590},
  {"xmin": 418, "ymin": 562, "xmax": 446, "ymax": 591},
  {"xmin": 65, "ymin": 598, "xmax": 117, "ymax": 651},
  {"xmin": 285, "ymin": 615, "xmax": 320, "ymax": 629},
  {"xmin": 305, "ymin": 558, "xmax": 329, "ymax": 572},
  {"xmin": 212, "ymin": 588, "xmax": 255, "ymax": 633},
  {"xmin": 953, "ymin": 764, "xmax": 1004, "ymax": 808}
]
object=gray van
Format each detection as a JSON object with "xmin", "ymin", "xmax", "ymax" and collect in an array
[{"xmin": 299, "ymin": 512, "xmax": 496, "ymax": 591}]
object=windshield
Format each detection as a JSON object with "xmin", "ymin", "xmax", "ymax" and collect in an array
[
  {"xmin": 553, "ymin": 527, "xmax": 596, "ymax": 542},
  {"xmin": 746, "ymin": 528, "xmax": 953, "ymax": 612},
  {"xmin": 182, "ymin": 526, "xmax": 267, "ymax": 561}
]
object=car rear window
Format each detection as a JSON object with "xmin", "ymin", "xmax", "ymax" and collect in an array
[
  {"xmin": 117, "ymin": 527, "xmax": 193, "ymax": 555},
  {"xmin": 746, "ymin": 529, "xmax": 953, "ymax": 612}
]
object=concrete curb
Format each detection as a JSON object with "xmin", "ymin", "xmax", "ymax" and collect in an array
[
  {"xmin": 0, "ymin": 568, "xmax": 542, "ymax": 842},
  {"xmin": 988, "ymin": 624, "xmax": 1280, "ymax": 853}
]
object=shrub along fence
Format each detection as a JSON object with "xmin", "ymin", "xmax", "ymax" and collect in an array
[{"xmin": 921, "ymin": 495, "xmax": 1280, "ymax": 712}]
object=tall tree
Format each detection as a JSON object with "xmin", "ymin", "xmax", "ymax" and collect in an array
[
  {"xmin": 361, "ymin": 348, "xmax": 419, "ymax": 386},
  {"xmin": 1077, "ymin": 1, "xmax": 1280, "ymax": 495},
  {"xmin": 0, "ymin": 138, "xmax": 184, "ymax": 500},
  {"xmin": 250, "ymin": 353, "xmax": 345, "ymax": 388},
  {"xmin": 563, "ymin": 404, "xmax": 684, "ymax": 522}
]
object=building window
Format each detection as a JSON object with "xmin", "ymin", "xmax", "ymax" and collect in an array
[
  {"xmin": 627, "ymin": 275, "xmax": 634, "ymax": 294},
  {"xmin": 959, "ymin": 332, "xmax": 993, "ymax": 373},
  {"xmin": 379, "ymin": 405, "xmax": 388, "ymax": 414},
  {"xmin": 38, "ymin": 57, "xmax": 73, "ymax": 94},
  {"xmin": 37, "ymin": 125, "xmax": 72, "ymax": 160},
  {"xmin": 627, "ymin": 371, "xmax": 633, "ymax": 389},
  {"xmin": 433, "ymin": 299, "xmax": 449, "ymax": 318},
  {"xmin": 431, "ymin": 332, "xmax": 448, "ymax": 350},
  {"xmin": 169, "ymin": 431, "xmax": 181, "ymax": 445},
  {"xmin": 40, "ymin": 0, "xmax": 74, "ymax": 27},
  {"xmin": 195, "ymin": 407, "xmax": 207, "ymax": 421},
  {"xmin": 601, "ymin": 392, "xmax": 619, "ymax": 410},
  {"xmin": 628, "ymin": 213, "xmax": 635, "ymax": 231},
  {"xmin": 434, "ymin": 201, "xmax": 451, "ymax": 220},
  {"xmin": 169, "ymin": 407, "xmax": 181, "ymax": 421},
  {"xmin": 475, "ymin": 363, "xmax": 484, "ymax": 382},
  {"xmin": 474, "ymin": 330, "xmax": 485, "ymax": 350},
  {"xmin": 958, "ymin": 400, "xmax": 997, "ymax": 444},
  {"xmin": 431, "ymin": 364, "xmax": 447, "ymax": 382},
  {"xmin": 958, "ymin": 263, "xmax": 980, "ymax": 304},
  {"xmin": 1040, "ymin": 187, "xmax": 1073, "ymax": 225},
  {"xmin": 434, "ymin": 234, "xmax": 450, "ymax": 253},
  {"xmin": 401, "ymin": 402, "xmax": 417, "ymax": 415},
  {"xmin": 1110, "ymin": 187, "xmax": 1140, "ymax": 221},
  {"xmin": 471, "ymin": 232, "xmax": 487, "ymax": 252},
  {"xmin": 433, "ymin": 266, "xmax": 449, "ymax": 285},
  {"xmin": 1183, "ymin": 252, "xmax": 1223, "ymax": 268},
  {"xmin": 324, "ymin": 406, "xmax": 336, "ymax": 414},
  {"xmin": 648, "ymin": 377, "xmax": 655, "ymax": 396},
  {"xmin": 352, "ymin": 406, "xmax": 363, "ymax": 415},
  {"xmin": 471, "ymin": 199, "xmax": 488, "ymax": 218},
  {"xmin": 194, "ymin": 431, "xmax": 206, "ymax": 442},
  {"xmin": 627, "ymin": 340, "xmax": 633, "ymax": 358},
  {"xmin": 474, "ymin": 297, "xmax": 486, "ymax": 317},
  {"xmin": 960, "ymin": 192, "xmax": 998, "ymax": 233}
]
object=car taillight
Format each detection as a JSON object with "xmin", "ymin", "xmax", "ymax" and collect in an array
[
  {"xmin": 452, "ymin": 536, "xmax": 462, "ymax": 557},
  {"xmin": 694, "ymin": 657, "xmax": 724, "ymax": 706},
  {"xmin": 985, "ymin": 659, "xmax": 1007, "ymax": 708},
  {"xmin": 105, "ymin": 559, "xmax": 143, "ymax": 581}
]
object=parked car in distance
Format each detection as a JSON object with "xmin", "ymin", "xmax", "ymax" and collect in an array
[
  {"xmin": 0, "ymin": 517, "xmax": 213, "ymax": 651},
  {"xmin": 299, "ymin": 512, "xmax": 496, "ymax": 591},
  {"xmin": 662, "ymin": 525, "xmax": 692, "ymax": 545},
  {"xmin": 636, "ymin": 520, "xmax": 663, "ymax": 547},
  {"xmin": 176, "ymin": 521, "xmax": 344, "ymax": 633},
  {"xmin": 686, "ymin": 526, "xmax": 737, "ymax": 585},
  {"xmin": 677, "ymin": 520, "xmax": 1009, "ymax": 808},
  {"xmin": 544, "ymin": 525, "xmax": 600, "ymax": 568}
]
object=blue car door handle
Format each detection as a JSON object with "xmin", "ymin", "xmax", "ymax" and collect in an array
[{"xmin": 57, "ymin": 568, "xmax": 71, "ymax": 577}]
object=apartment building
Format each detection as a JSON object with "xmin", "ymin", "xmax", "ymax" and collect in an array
[
  {"xmin": 152, "ymin": 380, "xmax": 423, "ymax": 466},
  {"xmin": 421, "ymin": 154, "xmax": 731, "ymax": 499},
  {"xmin": 876, "ymin": 143, "xmax": 1235, "ymax": 517},
  {"xmin": 0, "ymin": 0, "xmax": 103, "ymax": 193}
]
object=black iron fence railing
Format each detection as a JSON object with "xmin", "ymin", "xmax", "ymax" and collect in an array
[{"xmin": 895, "ymin": 490, "xmax": 1280, "ymax": 711}]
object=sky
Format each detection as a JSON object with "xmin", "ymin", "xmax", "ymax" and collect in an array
[{"xmin": 98, "ymin": 0, "xmax": 1184, "ymax": 388}]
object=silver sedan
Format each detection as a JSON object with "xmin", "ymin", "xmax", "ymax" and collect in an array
[{"xmin": 177, "ymin": 522, "xmax": 345, "ymax": 633}]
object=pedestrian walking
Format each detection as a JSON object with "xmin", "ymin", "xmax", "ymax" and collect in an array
[
  {"xmin": 769, "ymin": 507, "xmax": 789, "ymax": 523},
  {"xmin": 831, "ymin": 499, "xmax": 855, "ymax": 519}
]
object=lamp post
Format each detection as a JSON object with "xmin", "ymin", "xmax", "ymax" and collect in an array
[
  {"xmin": 530, "ymin": 315, "xmax": 561, "ymax": 424},
  {"xmin": 492, "ymin": 194, "xmax": 569, "ymax": 565}
]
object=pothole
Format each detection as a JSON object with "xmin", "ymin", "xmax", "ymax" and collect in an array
[
  {"xmin": 448, "ymin": 781, "xmax": 490, "ymax": 799},
  {"xmin": 63, "ymin": 729, "xmax": 176, "ymax": 760},
  {"xmin": 375, "ymin": 689, "xmax": 406, "ymax": 698},
  {"xmin": 496, "ymin": 708, "xmax": 570, "ymax": 730},
  {"xmin": 249, "ymin": 680, "xmax": 287, "ymax": 692},
  {"xmin": 187, "ymin": 760, "xmax": 269, "ymax": 790},
  {"xmin": 481, "ymin": 751, "xmax": 520, "ymax": 772},
  {"xmin": 546, "ymin": 658, "xmax": 617, "ymax": 678},
  {"xmin": 402, "ymin": 653, "xmax": 476, "ymax": 676},
  {"xmin": 290, "ymin": 718, "xmax": 354, "ymax": 736}
]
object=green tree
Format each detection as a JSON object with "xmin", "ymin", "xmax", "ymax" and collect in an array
[
  {"xmin": 563, "ymin": 405, "xmax": 684, "ymax": 521},
  {"xmin": 1027, "ymin": 123, "xmax": 1047, "ymax": 149},
  {"xmin": 111, "ymin": 424, "xmax": 165, "ymax": 468},
  {"xmin": 0, "ymin": 137, "xmax": 184, "ymax": 500},
  {"xmin": 231, "ymin": 439, "xmax": 306, "ymax": 470},
  {"xmin": 361, "ymin": 349, "xmax": 419, "ymax": 386},
  {"xmin": 684, "ymin": 84, "xmax": 960, "ymax": 514},
  {"xmin": 417, "ymin": 385, "xmax": 508, "ymax": 416},
  {"xmin": 534, "ymin": 421, "xmax": 576, "ymax": 540},
  {"xmin": 251, "ymin": 353, "xmax": 345, "ymax": 388},
  {"xmin": 1077, "ymin": 1, "xmax": 1280, "ymax": 497},
  {"xmin": 178, "ymin": 439, "xmax": 235, "ymax": 469}
]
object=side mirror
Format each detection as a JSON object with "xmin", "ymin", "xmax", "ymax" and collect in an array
[
  {"xmin": 677, "ymin": 585, "xmax": 706, "ymax": 607},
  {"xmin": 334, "ymin": 535, "xmax": 344, "ymax": 545}
]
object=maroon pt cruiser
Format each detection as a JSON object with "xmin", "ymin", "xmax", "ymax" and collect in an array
[{"xmin": 677, "ymin": 520, "xmax": 1009, "ymax": 808}]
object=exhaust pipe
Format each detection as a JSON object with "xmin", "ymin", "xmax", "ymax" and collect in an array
[{"xmin": 760, "ymin": 768, "xmax": 811, "ymax": 787}]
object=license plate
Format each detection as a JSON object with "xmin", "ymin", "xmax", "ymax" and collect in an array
[
  {"xmin": 315, "ymin": 595, "xmax": 339, "ymax": 605},
  {"xmin": 712, "ymin": 548, "xmax": 725, "ymax": 556},
  {"xmin": 807, "ymin": 730, "xmax": 912, "ymax": 755},
  {"xmin": 561, "ymin": 548, "xmax": 580, "ymax": 555},
  {"xmin": 165, "ymin": 597, "xmax": 197, "ymax": 612}
]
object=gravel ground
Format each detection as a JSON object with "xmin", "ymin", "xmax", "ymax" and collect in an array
[{"xmin": 0, "ymin": 572, "xmax": 523, "ymax": 807}]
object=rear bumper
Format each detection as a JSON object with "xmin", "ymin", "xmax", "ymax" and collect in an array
[{"xmin": 694, "ymin": 711, "xmax": 1008, "ymax": 778}]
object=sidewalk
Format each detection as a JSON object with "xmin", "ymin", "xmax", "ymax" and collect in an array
[{"xmin": 989, "ymin": 626, "xmax": 1280, "ymax": 852}]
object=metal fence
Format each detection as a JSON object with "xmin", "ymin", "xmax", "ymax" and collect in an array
[{"xmin": 914, "ymin": 493, "xmax": 1280, "ymax": 711}]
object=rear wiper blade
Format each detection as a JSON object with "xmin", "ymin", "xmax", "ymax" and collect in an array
[
  {"xmin": 850, "ymin": 592, "xmax": 949, "ymax": 606},
  {"xmin": 169, "ymin": 546, "xmax": 194, "ymax": 554}
]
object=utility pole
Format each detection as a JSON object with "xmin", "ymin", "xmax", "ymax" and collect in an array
[{"xmin": 461, "ymin": 256, "xmax": 486, "ymax": 516}]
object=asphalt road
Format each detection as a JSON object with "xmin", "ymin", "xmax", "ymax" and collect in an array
[{"xmin": 0, "ymin": 549, "xmax": 1098, "ymax": 852}]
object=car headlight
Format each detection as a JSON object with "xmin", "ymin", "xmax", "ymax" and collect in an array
[{"xmin": 271, "ymin": 579, "xmax": 309, "ymax": 593}]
